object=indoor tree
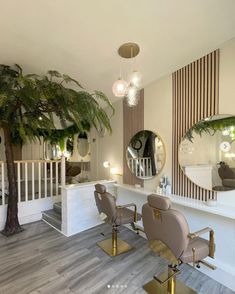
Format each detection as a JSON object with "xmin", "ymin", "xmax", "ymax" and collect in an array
[{"xmin": 0, "ymin": 64, "xmax": 114, "ymax": 236}]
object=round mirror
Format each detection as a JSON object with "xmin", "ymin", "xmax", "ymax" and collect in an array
[
  {"xmin": 179, "ymin": 114, "xmax": 235, "ymax": 191},
  {"xmin": 77, "ymin": 132, "xmax": 89, "ymax": 157},
  {"xmin": 126, "ymin": 130, "xmax": 166, "ymax": 179}
]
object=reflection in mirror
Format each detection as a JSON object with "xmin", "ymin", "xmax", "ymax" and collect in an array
[
  {"xmin": 127, "ymin": 130, "xmax": 165, "ymax": 179},
  {"xmin": 179, "ymin": 114, "xmax": 235, "ymax": 191},
  {"xmin": 77, "ymin": 132, "xmax": 89, "ymax": 157}
]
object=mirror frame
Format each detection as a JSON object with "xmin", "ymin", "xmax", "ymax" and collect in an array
[{"xmin": 126, "ymin": 130, "xmax": 166, "ymax": 180}]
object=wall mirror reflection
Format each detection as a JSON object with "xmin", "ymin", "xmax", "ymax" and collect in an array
[
  {"xmin": 179, "ymin": 114, "xmax": 235, "ymax": 191},
  {"xmin": 126, "ymin": 130, "xmax": 165, "ymax": 179},
  {"xmin": 77, "ymin": 132, "xmax": 89, "ymax": 157}
]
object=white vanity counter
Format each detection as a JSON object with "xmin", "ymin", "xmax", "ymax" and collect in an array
[{"xmin": 115, "ymin": 183, "xmax": 235, "ymax": 220}]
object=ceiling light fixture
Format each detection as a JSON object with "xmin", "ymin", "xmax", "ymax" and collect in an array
[{"xmin": 112, "ymin": 42, "xmax": 141, "ymax": 107}]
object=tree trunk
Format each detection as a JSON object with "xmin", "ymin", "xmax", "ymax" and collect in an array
[{"xmin": 1, "ymin": 125, "xmax": 23, "ymax": 236}]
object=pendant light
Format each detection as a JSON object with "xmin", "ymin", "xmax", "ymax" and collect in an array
[
  {"xmin": 112, "ymin": 42, "xmax": 142, "ymax": 107},
  {"xmin": 112, "ymin": 78, "xmax": 128, "ymax": 97}
]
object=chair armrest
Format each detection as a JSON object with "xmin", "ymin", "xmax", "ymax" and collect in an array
[
  {"xmin": 188, "ymin": 227, "xmax": 215, "ymax": 258},
  {"xmin": 117, "ymin": 203, "xmax": 137, "ymax": 222}
]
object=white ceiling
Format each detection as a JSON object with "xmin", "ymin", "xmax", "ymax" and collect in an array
[{"xmin": 0, "ymin": 0, "xmax": 235, "ymax": 101}]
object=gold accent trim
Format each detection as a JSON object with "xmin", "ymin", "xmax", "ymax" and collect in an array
[
  {"xmin": 200, "ymin": 259, "xmax": 217, "ymax": 270},
  {"xmin": 118, "ymin": 43, "xmax": 140, "ymax": 59},
  {"xmin": 153, "ymin": 208, "xmax": 161, "ymax": 220},
  {"xmin": 209, "ymin": 230, "xmax": 215, "ymax": 258}
]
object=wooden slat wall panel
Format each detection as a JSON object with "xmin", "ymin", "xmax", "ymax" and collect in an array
[
  {"xmin": 123, "ymin": 89, "xmax": 144, "ymax": 186},
  {"xmin": 172, "ymin": 50, "xmax": 219, "ymax": 200}
]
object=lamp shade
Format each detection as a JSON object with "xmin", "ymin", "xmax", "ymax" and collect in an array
[
  {"xmin": 125, "ymin": 85, "xmax": 139, "ymax": 107},
  {"xmin": 103, "ymin": 161, "xmax": 110, "ymax": 168},
  {"xmin": 112, "ymin": 78, "xmax": 128, "ymax": 97}
]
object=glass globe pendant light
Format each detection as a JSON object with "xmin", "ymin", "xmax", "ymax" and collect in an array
[
  {"xmin": 112, "ymin": 42, "xmax": 141, "ymax": 106},
  {"xmin": 126, "ymin": 84, "xmax": 139, "ymax": 107},
  {"xmin": 112, "ymin": 78, "xmax": 128, "ymax": 97}
]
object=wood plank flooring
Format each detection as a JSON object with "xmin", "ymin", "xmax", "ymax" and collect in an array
[{"xmin": 0, "ymin": 221, "xmax": 234, "ymax": 294}]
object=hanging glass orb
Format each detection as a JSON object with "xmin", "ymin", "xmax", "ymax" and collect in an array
[
  {"xmin": 129, "ymin": 70, "xmax": 142, "ymax": 88},
  {"xmin": 112, "ymin": 78, "xmax": 128, "ymax": 97},
  {"xmin": 125, "ymin": 85, "xmax": 139, "ymax": 107}
]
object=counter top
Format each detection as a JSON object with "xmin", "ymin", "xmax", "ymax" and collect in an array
[
  {"xmin": 62, "ymin": 180, "xmax": 116, "ymax": 190},
  {"xmin": 115, "ymin": 183, "xmax": 235, "ymax": 220}
]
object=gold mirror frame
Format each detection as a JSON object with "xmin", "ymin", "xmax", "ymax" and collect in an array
[{"xmin": 126, "ymin": 130, "xmax": 166, "ymax": 180}]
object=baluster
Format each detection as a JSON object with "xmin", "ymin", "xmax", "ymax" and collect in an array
[
  {"xmin": 143, "ymin": 158, "xmax": 146, "ymax": 177},
  {"xmin": 44, "ymin": 162, "xmax": 47, "ymax": 198},
  {"xmin": 38, "ymin": 162, "xmax": 41, "ymax": 199},
  {"xmin": 1, "ymin": 163, "xmax": 5, "ymax": 205},
  {"xmin": 25, "ymin": 162, "xmax": 28, "ymax": 202},
  {"xmin": 32, "ymin": 162, "xmax": 35, "ymax": 200},
  {"xmin": 50, "ymin": 161, "xmax": 53, "ymax": 197},
  {"xmin": 55, "ymin": 161, "xmax": 58, "ymax": 196},
  {"xmin": 17, "ymin": 162, "xmax": 21, "ymax": 203}
]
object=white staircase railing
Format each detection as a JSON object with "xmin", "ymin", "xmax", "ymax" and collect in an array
[
  {"xmin": 127, "ymin": 157, "xmax": 152, "ymax": 178},
  {"xmin": 0, "ymin": 159, "xmax": 61, "ymax": 206}
]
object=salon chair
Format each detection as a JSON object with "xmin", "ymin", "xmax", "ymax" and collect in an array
[
  {"xmin": 142, "ymin": 194, "xmax": 215, "ymax": 294},
  {"xmin": 94, "ymin": 183, "xmax": 141, "ymax": 257}
]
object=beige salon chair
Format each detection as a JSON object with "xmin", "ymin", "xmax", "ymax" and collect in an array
[
  {"xmin": 94, "ymin": 183, "xmax": 141, "ymax": 257},
  {"xmin": 142, "ymin": 194, "xmax": 215, "ymax": 294}
]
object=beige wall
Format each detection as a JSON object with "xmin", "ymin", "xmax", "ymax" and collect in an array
[
  {"xmin": 219, "ymin": 39, "xmax": 235, "ymax": 113},
  {"xmin": 144, "ymin": 75, "xmax": 172, "ymax": 190},
  {"xmin": 94, "ymin": 99, "xmax": 123, "ymax": 182}
]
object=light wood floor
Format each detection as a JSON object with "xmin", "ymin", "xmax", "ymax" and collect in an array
[{"xmin": 0, "ymin": 221, "xmax": 234, "ymax": 294}]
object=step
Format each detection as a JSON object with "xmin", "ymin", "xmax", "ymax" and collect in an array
[
  {"xmin": 42, "ymin": 209, "xmax": 62, "ymax": 231},
  {"xmin": 53, "ymin": 202, "xmax": 62, "ymax": 215}
]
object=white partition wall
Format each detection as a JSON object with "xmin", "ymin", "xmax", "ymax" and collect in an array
[{"xmin": 61, "ymin": 180, "xmax": 116, "ymax": 237}]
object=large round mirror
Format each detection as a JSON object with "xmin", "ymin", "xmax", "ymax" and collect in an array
[
  {"xmin": 179, "ymin": 114, "xmax": 235, "ymax": 191},
  {"xmin": 126, "ymin": 130, "xmax": 165, "ymax": 179}
]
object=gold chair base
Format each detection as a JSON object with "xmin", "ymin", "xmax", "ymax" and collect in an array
[
  {"xmin": 143, "ymin": 275, "xmax": 196, "ymax": 294},
  {"xmin": 97, "ymin": 238, "xmax": 133, "ymax": 257}
]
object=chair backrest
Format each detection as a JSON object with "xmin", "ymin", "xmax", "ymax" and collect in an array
[
  {"xmin": 218, "ymin": 163, "xmax": 235, "ymax": 180},
  {"xmin": 142, "ymin": 194, "xmax": 190, "ymax": 259},
  {"xmin": 94, "ymin": 184, "xmax": 117, "ymax": 222}
]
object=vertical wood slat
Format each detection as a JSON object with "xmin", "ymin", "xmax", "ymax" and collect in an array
[
  {"xmin": 172, "ymin": 50, "xmax": 219, "ymax": 201},
  {"xmin": 123, "ymin": 89, "xmax": 144, "ymax": 186}
]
